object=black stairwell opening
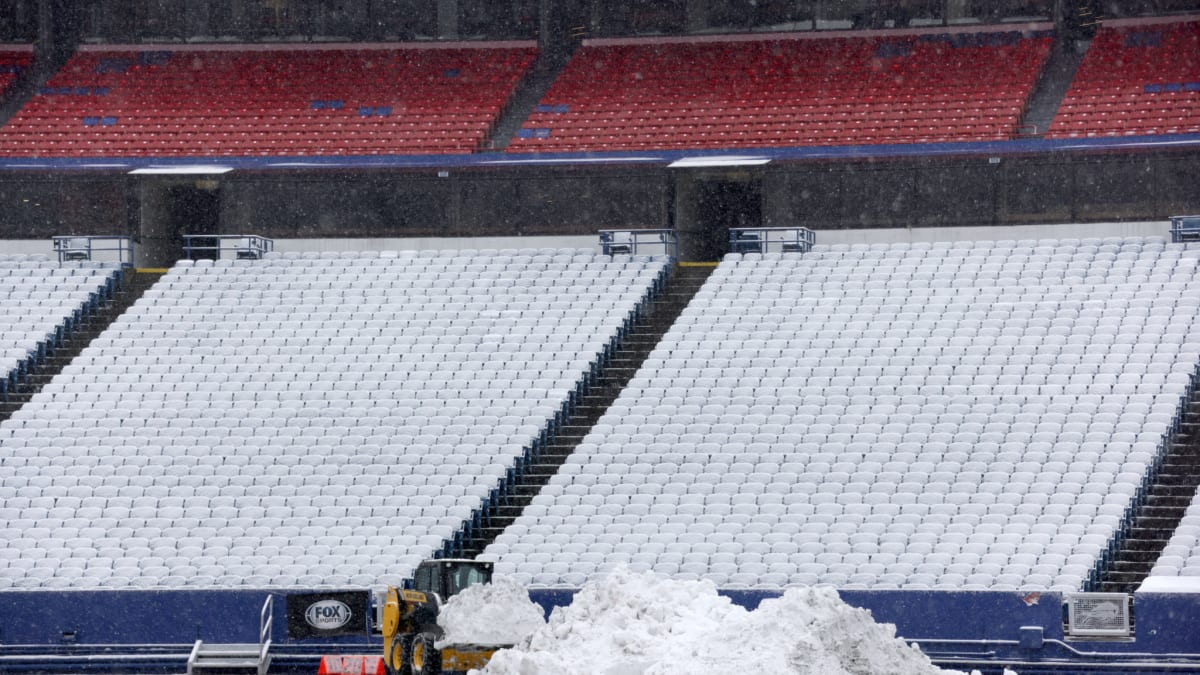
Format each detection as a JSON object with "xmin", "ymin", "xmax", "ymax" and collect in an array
[
  {"xmin": 0, "ymin": 269, "xmax": 162, "ymax": 423},
  {"xmin": 487, "ymin": 44, "xmax": 577, "ymax": 151},
  {"xmin": 1094, "ymin": 370, "xmax": 1200, "ymax": 593},
  {"xmin": 1018, "ymin": 38, "xmax": 1088, "ymax": 138},
  {"xmin": 455, "ymin": 264, "xmax": 715, "ymax": 560}
]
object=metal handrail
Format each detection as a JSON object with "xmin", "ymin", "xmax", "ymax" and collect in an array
[
  {"xmin": 1170, "ymin": 215, "xmax": 1200, "ymax": 243},
  {"xmin": 51, "ymin": 235, "xmax": 135, "ymax": 266},
  {"xmin": 258, "ymin": 594, "xmax": 273, "ymax": 675},
  {"xmin": 259, "ymin": 594, "xmax": 273, "ymax": 646},
  {"xmin": 598, "ymin": 229, "xmax": 677, "ymax": 258},
  {"xmin": 182, "ymin": 234, "xmax": 275, "ymax": 261},
  {"xmin": 729, "ymin": 227, "xmax": 815, "ymax": 254}
]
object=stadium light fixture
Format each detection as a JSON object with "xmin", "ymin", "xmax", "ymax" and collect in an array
[
  {"xmin": 668, "ymin": 156, "xmax": 771, "ymax": 168},
  {"xmin": 480, "ymin": 156, "xmax": 663, "ymax": 165},
  {"xmin": 128, "ymin": 166, "xmax": 234, "ymax": 175}
]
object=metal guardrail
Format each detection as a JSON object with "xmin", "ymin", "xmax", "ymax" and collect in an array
[
  {"xmin": 599, "ymin": 229, "xmax": 677, "ymax": 258},
  {"xmin": 729, "ymin": 227, "xmax": 815, "ymax": 254},
  {"xmin": 1170, "ymin": 215, "xmax": 1200, "ymax": 242},
  {"xmin": 52, "ymin": 236, "xmax": 135, "ymax": 266},
  {"xmin": 182, "ymin": 234, "xmax": 274, "ymax": 261},
  {"xmin": 259, "ymin": 594, "xmax": 274, "ymax": 675}
]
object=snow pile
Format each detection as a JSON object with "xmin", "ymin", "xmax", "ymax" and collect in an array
[
  {"xmin": 438, "ymin": 578, "xmax": 548, "ymax": 647},
  {"xmin": 475, "ymin": 568, "xmax": 1005, "ymax": 675}
]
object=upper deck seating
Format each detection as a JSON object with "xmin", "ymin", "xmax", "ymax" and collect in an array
[
  {"xmin": 1048, "ymin": 20, "xmax": 1200, "ymax": 138},
  {"xmin": 509, "ymin": 30, "xmax": 1051, "ymax": 152},
  {"xmin": 0, "ymin": 44, "xmax": 536, "ymax": 157},
  {"xmin": 485, "ymin": 238, "xmax": 1200, "ymax": 591},
  {"xmin": 0, "ymin": 249, "xmax": 668, "ymax": 589}
]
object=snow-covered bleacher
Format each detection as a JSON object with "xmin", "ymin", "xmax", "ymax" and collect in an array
[
  {"xmin": 486, "ymin": 237, "xmax": 1200, "ymax": 591},
  {"xmin": 0, "ymin": 254, "xmax": 123, "ymax": 398},
  {"xmin": 0, "ymin": 249, "xmax": 668, "ymax": 589}
]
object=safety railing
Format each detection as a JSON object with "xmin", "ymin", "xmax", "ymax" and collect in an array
[
  {"xmin": 599, "ymin": 229, "xmax": 677, "ymax": 258},
  {"xmin": 258, "ymin": 594, "xmax": 273, "ymax": 675},
  {"xmin": 1170, "ymin": 215, "xmax": 1200, "ymax": 243},
  {"xmin": 52, "ymin": 236, "xmax": 135, "ymax": 266},
  {"xmin": 728, "ymin": 227, "xmax": 815, "ymax": 254},
  {"xmin": 182, "ymin": 234, "xmax": 274, "ymax": 261}
]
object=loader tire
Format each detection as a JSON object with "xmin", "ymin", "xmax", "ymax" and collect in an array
[
  {"xmin": 409, "ymin": 632, "xmax": 442, "ymax": 675},
  {"xmin": 388, "ymin": 635, "xmax": 413, "ymax": 675}
]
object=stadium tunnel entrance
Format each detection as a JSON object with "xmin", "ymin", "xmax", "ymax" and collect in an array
[
  {"xmin": 134, "ymin": 175, "xmax": 222, "ymax": 267},
  {"xmin": 673, "ymin": 170, "xmax": 763, "ymax": 262}
]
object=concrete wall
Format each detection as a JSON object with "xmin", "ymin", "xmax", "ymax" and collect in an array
[{"xmin": 0, "ymin": 150, "xmax": 1195, "ymax": 249}]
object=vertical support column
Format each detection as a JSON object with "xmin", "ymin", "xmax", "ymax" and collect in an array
[
  {"xmin": 1053, "ymin": 0, "xmax": 1066, "ymax": 27},
  {"xmin": 437, "ymin": 0, "xmax": 458, "ymax": 39},
  {"xmin": 539, "ymin": 0, "xmax": 553, "ymax": 50},
  {"xmin": 34, "ymin": 0, "xmax": 81, "ymax": 77},
  {"xmin": 34, "ymin": 0, "xmax": 54, "ymax": 72},
  {"xmin": 686, "ymin": 0, "xmax": 709, "ymax": 33},
  {"xmin": 586, "ymin": 0, "xmax": 603, "ymax": 37},
  {"xmin": 183, "ymin": 2, "xmax": 207, "ymax": 39},
  {"xmin": 539, "ymin": 0, "xmax": 587, "ymax": 56},
  {"xmin": 944, "ymin": 0, "xmax": 969, "ymax": 24},
  {"xmin": 125, "ymin": 174, "xmax": 141, "ymax": 265}
]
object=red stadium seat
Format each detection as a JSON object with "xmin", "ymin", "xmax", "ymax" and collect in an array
[
  {"xmin": 0, "ymin": 48, "xmax": 33, "ymax": 102},
  {"xmin": 1047, "ymin": 20, "xmax": 1200, "ymax": 139},
  {"xmin": 508, "ymin": 30, "xmax": 1051, "ymax": 153},
  {"xmin": 0, "ymin": 44, "xmax": 536, "ymax": 158}
]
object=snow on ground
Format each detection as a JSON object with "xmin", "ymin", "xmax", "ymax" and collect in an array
[
  {"xmin": 438, "ymin": 578, "xmax": 549, "ymax": 647},
  {"xmin": 474, "ymin": 568, "xmax": 1012, "ymax": 675}
]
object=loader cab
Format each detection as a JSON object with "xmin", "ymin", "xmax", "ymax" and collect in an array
[{"xmin": 411, "ymin": 559, "xmax": 493, "ymax": 601}]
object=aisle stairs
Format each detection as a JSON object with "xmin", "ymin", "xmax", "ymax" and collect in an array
[
  {"xmin": 0, "ymin": 269, "xmax": 162, "ymax": 422},
  {"xmin": 455, "ymin": 264, "xmax": 714, "ymax": 559},
  {"xmin": 1018, "ymin": 39, "xmax": 1089, "ymax": 137},
  {"xmin": 1095, "ymin": 368, "xmax": 1200, "ymax": 593},
  {"xmin": 487, "ymin": 45, "xmax": 576, "ymax": 150}
]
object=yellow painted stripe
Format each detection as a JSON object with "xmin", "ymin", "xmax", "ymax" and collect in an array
[
  {"xmin": 135, "ymin": 268, "xmax": 169, "ymax": 274},
  {"xmin": 678, "ymin": 261, "xmax": 719, "ymax": 268}
]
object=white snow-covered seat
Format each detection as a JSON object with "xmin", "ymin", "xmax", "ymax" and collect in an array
[
  {"xmin": 1154, "ymin": 502, "xmax": 1200, "ymax": 578},
  {"xmin": 0, "ymin": 249, "xmax": 669, "ymax": 590},
  {"xmin": 489, "ymin": 237, "xmax": 1200, "ymax": 593},
  {"xmin": 0, "ymin": 258, "xmax": 122, "ymax": 383}
]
